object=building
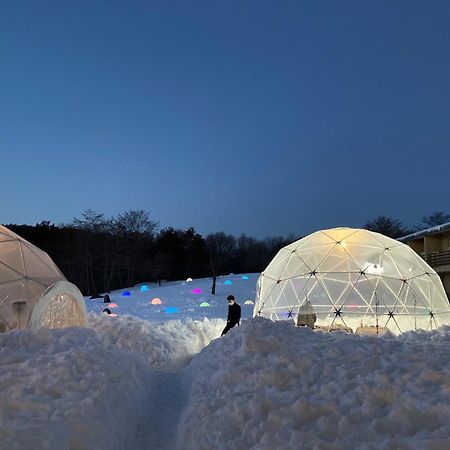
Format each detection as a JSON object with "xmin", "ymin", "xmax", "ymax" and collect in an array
[{"xmin": 399, "ymin": 223, "xmax": 450, "ymax": 299}]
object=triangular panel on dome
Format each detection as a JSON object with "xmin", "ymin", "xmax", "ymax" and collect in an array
[
  {"xmin": 293, "ymin": 243, "xmax": 335, "ymax": 273},
  {"xmin": 0, "ymin": 230, "xmax": 15, "ymax": 242},
  {"xmin": 342, "ymin": 243, "xmax": 384, "ymax": 272},
  {"xmin": 280, "ymin": 253, "xmax": 311, "ymax": 279},
  {"xmin": 321, "ymin": 228, "xmax": 359, "ymax": 243},
  {"xmin": 319, "ymin": 272, "xmax": 356, "ymax": 305},
  {"xmin": 263, "ymin": 249, "xmax": 294, "ymax": 282},
  {"xmin": 305, "ymin": 277, "xmax": 335, "ymax": 314},
  {"xmin": 0, "ymin": 241, "xmax": 26, "ymax": 276},
  {"xmin": 278, "ymin": 278, "xmax": 303, "ymax": 313},
  {"xmin": 343, "ymin": 229, "xmax": 387, "ymax": 249},
  {"xmin": 366, "ymin": 230, "xmax": 402, "ymax": 250},
  {"xmin": 0, "ymin": 263, "xmax": 23, "ymax": 284},
  {"xmin": 287, "ymin": 231, "xmax": 327, "ymax": 251},
  {"xmin": 380, "ymin": 248, "xmax": 423, "ymax": 280},
  {"xmin": 378, "ymin": 250, "xmax": 406, "ymax": 279},
  {"xmin": 316, "ymin": 243, "xmax": 361, "ymax": 273},
  {"xmin": 290, "ymin": 275, "xmax": 312, "ymax": 301},
  {"xmin": 264, "ymin": 280, "xmax": 294, "ymax": 315},
  {"xmin": 389, "ymin": 245, "xmax": 433, "ymax": 276},
  {"xmin": 20, "ymin": 243, "xmax": 64, "ymax": 284}
]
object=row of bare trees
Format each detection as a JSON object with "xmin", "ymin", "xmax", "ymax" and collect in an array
[
  {"xmin": 7, "ymin": 210, "xmax": 449, "ymax": 295},
  {"xmin": 7, "ymin": 210, "xmax": 293, "ymax": 296},
  {"xmin": 363, "ymin": 211, "xmax": 450, "ymax": 239}
]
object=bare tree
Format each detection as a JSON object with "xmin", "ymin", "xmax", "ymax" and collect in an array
[
  {"xmin": 205, "ymin": 232, "xmax": 236, "ymax": 294},
  {"xmin": 71, "ymin": 210, "xmax": 110, "ymax": 295},
  {"xmin": 416, "ymin": 211, "xmax": 450, "ymax": 231},
  {"xmin": 113, "ymin": 210, "xmax": 158, "ymax": 287},
  {"xmin": 363, "ymin": 215, "xmax": 411, "ymax": 239}
]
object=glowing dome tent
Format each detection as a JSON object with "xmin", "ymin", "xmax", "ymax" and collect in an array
[
  {"xmin": 254, "ymin": 227, "xmax": 450, "ymax": 334},
  {"xmin": 0, "ymin": 225, "xmax": 81, "ymax": 331},
  {"xmin": 29, "ymin": 281, "xmax": 87, "ymax": 329}
]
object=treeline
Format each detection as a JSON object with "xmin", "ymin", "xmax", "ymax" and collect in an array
[
  {"xmin": 363, "ymin": 211, "xmax": 450, "ymax": 239},
  {"xmin": 6, "ymin": 209, "xmax": 449, "ymax": 296},
  {"xmin": 6, "ymin": 210, "xmax": 296, "ymax": 296}
]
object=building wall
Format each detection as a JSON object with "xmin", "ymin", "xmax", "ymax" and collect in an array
[{"xmin": 404, "ymin": 232, "xmax": 450, "ymax": 300}]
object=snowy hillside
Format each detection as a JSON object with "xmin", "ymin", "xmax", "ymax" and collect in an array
[{"xmin": 1, "ymin": 273, "xmax": 450, "ymax": 449}]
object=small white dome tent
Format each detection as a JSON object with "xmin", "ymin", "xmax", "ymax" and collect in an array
[
  {"xmin": 29, "ymin": 281, "xmax": 87, "ymax": 329},
  {"xmin": 0, "ymin": 225, "xmax": 87, "ymax": 331},
  {"xmin": 254, "ymin": 227, "xmax": 450, "ymax": 334}
]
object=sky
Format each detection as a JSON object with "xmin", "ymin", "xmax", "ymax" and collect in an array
[{"xmin": 0, "ymin": 0, "xmax": 449, "ymax": 238}]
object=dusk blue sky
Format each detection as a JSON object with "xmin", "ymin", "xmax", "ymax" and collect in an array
[{"xmin": 1, "ymin": 1, "xmax": 449, "ymax": 238}]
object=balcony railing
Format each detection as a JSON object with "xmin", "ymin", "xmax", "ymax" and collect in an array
[{"xmin": 423, "ymin": 250, "xmax": 450, "ymax": 268}]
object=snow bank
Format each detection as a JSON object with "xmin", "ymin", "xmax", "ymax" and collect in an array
[
  {"xmin": 0, "ymin": 326, "xmax": 150, "ymax": 450},
  {"xmin": 0, "ymin": 314, "xmax": 225, "ymax": 450},
  {"xmin": 179, "ymin": 317, "xmax": 450, "ymax": 449},
  {"xmin": 90, "ymin": 313, "xmax": 225, "ymax": 369}
]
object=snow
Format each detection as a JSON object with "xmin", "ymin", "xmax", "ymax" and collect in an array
[
  {"xmin": 1, "ymin": 273, "xmax": 450, "ymax": 449},
  {"xmin": 399, "ymin": 221, "xmax": 450, "ymax": 241}
]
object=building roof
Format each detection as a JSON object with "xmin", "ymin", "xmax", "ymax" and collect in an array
[{"xmin": 398, "ymin": 222, "xmax": 450, "ymax": 242}]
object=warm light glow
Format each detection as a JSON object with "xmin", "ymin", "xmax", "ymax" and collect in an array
[
  {"xmin": 186, "ymin": 278, "xmax": 193, "ymax": 282},
  {"xmin": 244, "ymin": 300, "xmax": 254, "ymax": 305},
  {"xmin": 109, "ymin": 303, "xmax": 118, "ymax": 308},
  {"xmin": 366, "ymin": 263, "xmax": 384, "ymax": 275},
  {"xmin": 151, "ymin": 298, "xmax": 162, "ymax": 305}
]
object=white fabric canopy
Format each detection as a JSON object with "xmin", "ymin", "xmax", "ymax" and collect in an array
[
  {"xmin": 0, "ymin": 225, "xmax": 86, "ymax": 331},
  {"xmin": 29, "ymin": 281, "xmax": 87, "ymax": 329},
  {"xmin": 254, "ymin": 227, "xmax": 450, "ymax": 334}
]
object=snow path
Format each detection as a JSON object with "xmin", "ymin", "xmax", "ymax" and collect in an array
[{"xmin": 135, "ymin": 367, "xmax": 190, "ymax": 450}]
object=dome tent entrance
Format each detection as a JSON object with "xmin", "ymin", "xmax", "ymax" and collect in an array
[
  {"xmin": 254, "ymin": 227, "xmax": 450, "ymax": 334},
  {"xmin": 0, "ymin": 225, "xmax": 86, "ymax": 331},
  {"xmin": 30, "ymin": 281, "xmax": 87, "ymax": 329}
]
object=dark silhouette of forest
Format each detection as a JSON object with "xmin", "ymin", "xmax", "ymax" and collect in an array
[
  {"xmin": 6, "ymin": 210, "xmax": 296, "ymax": 296},
  {"xmin": 6, "ymin": 209, "xmax": 449, "ymax": 296}
]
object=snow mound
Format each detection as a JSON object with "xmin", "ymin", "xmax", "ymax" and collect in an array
[
  {"xmin": 0, "ymin": 326, "xmax": 150, "ymax": 450},
  {"xmin": 90, "ymin": 313, "xmax": 225, "ymax": 369},
  {"xmin": 0, "ymin": 315, "xmax": 225, "ymax": 450},
  {"xmin": 179, "ymin": 317, "xmax": 450, "ymax": 449}
]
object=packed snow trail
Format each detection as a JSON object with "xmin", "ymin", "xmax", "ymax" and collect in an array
[{"xmin": 135, "ymin": 370, "xmax": 189, "ymax": 450}]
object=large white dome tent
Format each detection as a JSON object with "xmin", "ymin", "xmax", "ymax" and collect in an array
[
  {"xmin": 0, "ymin": 225, "xmax": 87, "ymax": 332},
  {"xmin": 254, "ymin": 227, "xmax": 450, "ymax": 334}
]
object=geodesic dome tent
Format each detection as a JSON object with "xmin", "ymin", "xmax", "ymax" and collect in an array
[
  {"xmin": 254, "ymin": 227, "xmax": 450, "ymax": 334},
  {"xmin": 0, "ymin": 225, "xmax": 87, "ymax": 332}
]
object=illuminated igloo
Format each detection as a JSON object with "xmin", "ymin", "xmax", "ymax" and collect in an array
[{"xmin": 254, "ymin": 227, "xmax": 450, "ymax": 334}]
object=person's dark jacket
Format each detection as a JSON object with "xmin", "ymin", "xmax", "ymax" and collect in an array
[{"xmin": 227, "ymin": 302, "xmax": 241, "ymax": 325}]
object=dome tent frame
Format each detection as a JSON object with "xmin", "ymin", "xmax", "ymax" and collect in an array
[
  {"xmin": 254, "ymin": 228, "xmax": 450, "ymax": 334},
  {"xmin": 0, "ymin": 225, "xmax": 87, "ymax": 331}
]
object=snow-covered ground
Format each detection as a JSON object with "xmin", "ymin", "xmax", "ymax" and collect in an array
[{"xmin": 1, "ymin": 273, "xmax": 450, "ymax": 449}]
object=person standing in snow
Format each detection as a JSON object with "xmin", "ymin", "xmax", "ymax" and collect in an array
[
  {"xmin": 296, "ymin": 299, "xmax": 316, "ymax": 329},
  {"xmin": 221, "ymin": 295, "xmax": 241, "ymax": 336},
  {"xmin": 103, "ymin": 293, "xmax": 111, "ymax": 303}
]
